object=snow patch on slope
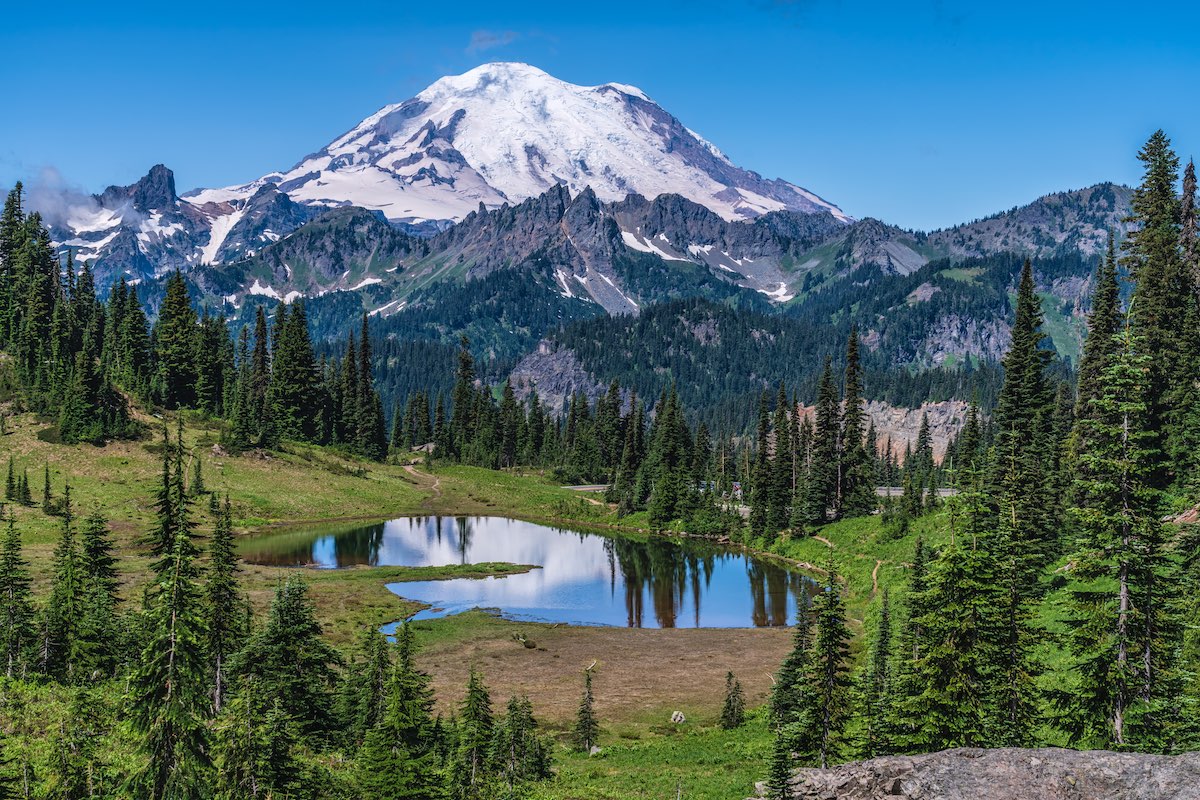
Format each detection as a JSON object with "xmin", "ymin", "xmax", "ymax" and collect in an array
[
  {"xmin": 759, "ymin": 282, "xmax": 794, "ymax": 303},
  {"xmin": 199, "ymin": 208, "xmax": 247, "ymax": 265},
  {"xmin": 247, "ymin": 279, "xmax": 280, "ymax": 299},
  {"xmin": 621, "ymin": 230, "xmax": 684, "ymax": 261}
]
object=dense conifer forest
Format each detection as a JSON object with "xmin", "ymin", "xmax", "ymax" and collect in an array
[{"xmin": 0, "ymin": 131, "xmax": 1198, "ymax": 797}]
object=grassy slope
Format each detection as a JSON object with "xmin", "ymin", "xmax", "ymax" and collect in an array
[
  {"xmin": 533, "ymin": 711, "xmax": 774, "ymax": 800},
  {"xmin": 0, "ymin": 409, "xmax": 568, "ymax": 643}
]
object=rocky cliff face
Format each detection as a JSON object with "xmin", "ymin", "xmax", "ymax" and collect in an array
[
  {"xmin": 752, "ymin": 747, "xmax": 1200, "ymax": 800},
  {"xmin": 866, "ymin": 399, "xmax": 968, "ymax": 463},
  {"xmin": 509, "ymin": 341, "xmax": 607, "ymax": 415},
  {"xmin": 793, "ymin": 400, "xmax": 968, "ymax": 464}
]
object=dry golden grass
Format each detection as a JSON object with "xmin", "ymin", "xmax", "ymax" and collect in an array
[{"xmin": 413, "ymin": 612, "xmax": 793, "ymax": 730}]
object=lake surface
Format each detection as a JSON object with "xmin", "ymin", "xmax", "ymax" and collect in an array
[{"xmin": 241, "ymin": 516, "xmax": 808, "ymax": 629}]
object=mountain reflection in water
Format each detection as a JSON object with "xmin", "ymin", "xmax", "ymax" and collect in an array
[{"xmin": 241, "ymin": 516, "xmax": 809, "ymax": 628}]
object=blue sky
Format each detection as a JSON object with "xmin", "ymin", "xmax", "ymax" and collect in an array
[{"xmin": 2, "ymin": 0, "xmax": 1197, "ymax": 230}]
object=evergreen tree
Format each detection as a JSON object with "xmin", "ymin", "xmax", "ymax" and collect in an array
[
  {"xmin": 808, "ymin": 565, "xmax": 852, "ymax": 768},
  {"xmin": 188, "ymin": 456, "xmax": 204, "ymax": 497},
  {"xmin": 1062, "ymin": 321, "xmax": 1180, "ymax": 750},
  {"xmin": 356, "ymin": 623, "xmax": 443, "ymax": 800},
  {"xmin": 76, "ymin": 510, "xmax": 120, "ymax": 679},
  {"xmin": 339, "ymin": 628, "xmax": 390, "ymax": 747},
  {"xmin": 490, "ymin": 694, "xmax": 551, "ymax": 797},
  {"xmin": 642, "ymin": 386, "xmax": 692, "ymax": 527},
  {"xmin": 213, "ymin": 676, "xmax": 302, "ymax": 800},
  {"xmin": 1183, "ymin": 159, "xmax": 1198, "ymax": 288},
  {"xmin": 269, "ymin": 301, "xmax": 321, "ymax": 442},
  {"xmin": 766, "ymin": 722, "xmax": 797, "ymax": 800},
  {"xmin": 449, "ymin": 336, "xmax": 477, "ymax": 458},
  {"xmin": 768, "ymin": 384, "xmax": 793, "ymax": 533},
  {"xmin": 801, "ymin": 359, "xmax": 838, "ymax": 526},
  {"xmin": 610, "ymin": 394, "xmax": 644, "ymax": 515},
  {"xmin": 152, "ymin": 270, "xmax": 199, "ymax": 409},
  {"xmin": 46, "ymin": 685, "xmax": 115, "ymax": 799},
  {"xmin": 748, "ymin": 391, "xmax": 771, "ymax": 537},
  {"xmin": 858, "ymin": 589, "xmax": 893, "ymax": 758},
  {"xmin": 0, "ymin": 514, "xmax": 32, "ymax": 679},
  {"xmin": 145, "ymin": 424, "xmax": 178, "ymax": 566},
  {"xmin": 227, "ymin": 327, "xmax": 256, "ymax": 450},
  {"xmin": 902, "ymin": 476, "xmax": 1001, "ymax": 752},
  {"xmin": 41, "ymin": 464, "xmax": 52, "ymax": 513},
  {"xmin": 250, "ymin": 307, "xmax": 275, "ymax": 448},
  {"xmin": 1076, "ymin": 231, "xmax": 1123, "ymax": 411},
  {"xmin": 839, "ymin": 326, "xmax": 875, "ymax": 517},
  {"xmin": 571, "ymin": 668, "xmax": 600, "ymax": 753},
  {"xmin": 1122, "ymin": 130, "xmax": 1185, "ymax": 487},
  {"xmin": 40, "ymin": 486, "xmax": 81, "ymax": 680},
  {"xmin": 987, "ymin": 260, "xmax": 1054, "ymax": 741},
  {"xmin": 126, "ymin": 490, "xmax": 212, "ymax": 799},
  {"xmin": 205, "ymin": 496, "xmax": 247, "ymax": 714},
  {"xmin": 230, "ymin": 575, "xmax": 342, "ymax": 740},
  {"xmin": 770, "ymin": 600, "xmax": 813, "ymax": 727},
  {"xmin": 720, "ymin": 671, "xmax": 746, "ymax": 730},
  {"xmin": 452, "ymin": 667, "xmax": 495, "ymax": 800},
  {"xmin": 355, "ymin": 314, "xmax": 388, "ymax": 460},
  {"xmin": 360, "ymin": 623, "xmax": 451, "ymax": 800},
  {"xmin": 498, "ymin": 382, "xmax": 521, "ymax": 469}
]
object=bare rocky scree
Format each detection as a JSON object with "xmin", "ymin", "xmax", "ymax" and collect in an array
[{"xmin": 752, "ymin": 748, "xmax": 1200, "ymax": 800}]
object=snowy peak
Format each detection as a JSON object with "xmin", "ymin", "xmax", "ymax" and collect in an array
[
  {"xmin": 197, "ymin": 62, "xmax": 848, "ymax": 225},
  {"xmin": 40, "ymin": 63, "xmax": 848, "ymax": 285}
]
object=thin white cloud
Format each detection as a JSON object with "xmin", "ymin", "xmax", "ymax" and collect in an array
[{"xmin": 466, "ymin": 29, "xmax": 520, "ymax": 54}]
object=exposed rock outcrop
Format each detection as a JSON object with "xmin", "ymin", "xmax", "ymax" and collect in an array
[
  {"xmin": 752, "ymin": 747, "xmax": 1200, "ymax": 800},
  {"xmin": 509, "ymin": 340, "xmax": 607, "ymax": 415},
  {"xmin": 795, "ymin": 400, "xmax": 968, "ymax": 463},
  {"xmin": 867, "ymin": 399, "xmax": 969, "ymax": 463}
]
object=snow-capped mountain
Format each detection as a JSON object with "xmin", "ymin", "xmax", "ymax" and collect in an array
[
  {"xmin": 38, "ymin": 62, "xmax": 846, "ymax": 285},
  {"xmin": 185, "ymin": 62, "xmax": 848, "ymax": 227}
]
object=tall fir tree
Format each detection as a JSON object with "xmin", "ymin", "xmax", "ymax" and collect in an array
[
  {"xmin": 126, "ymin": 480, "xmax": 212, "ymax": 799},
  {"xmin": 858, "ymin": 588, "xmax": 894, "ymax": 758},
  {"xmin": 1063, "ymin": 320, "xmax": 1182, "ymax": 750},
  {"xmin": 152, "ymin": 270, "xmax": 199, "ymax": 409},
  {"xmin": 230, "ymin": 575, "xmax": 342, "ymax": 740},
  {"xmin": 572, "ymin": 668, "xmax": 600, "ymax": 754},
  {"xmin": 901, "ymin": 473, "xmax": 1001, "ymax": 751},
  {"xmin": 357, "ymin": 623, "xmax": 445, "ymax": 800},
  {"xmin": 807, "ymin": 565, "xmax": 853, "ymax": 768},
  {"xmin": 205, "ymin": 496, "xmax": 247, "ymax": 714},
  {"xmin": 748, "ymin": 391, "xmax": 771, "ymax": 538},
  {"xmin": 40, "ymin": 486, "xmax": 81, "ymax": 680},
  {"xmin": 76, "ymin": 510, "xmax": 121, "ymax": 679},
  {"xmin": 839, "ymin": 326, "xmax": 875, "ymax": 518},
  {"xmin": 1122, "ymin": 130, "xmax": 1185, "ymax": 487},
  {"xmin": 0, "ymin": 514, "xmax": 32, "ymax": 679},
  {"xmin": 453, "ymin": 667, "xmax": 496, "ymax": 800},
  {"xmin": 801, "ymin": 359, "xmax": 839, "ymax": 526}
]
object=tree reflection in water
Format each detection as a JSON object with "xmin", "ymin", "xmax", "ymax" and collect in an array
[
  {"xmin": 242, "ymin": 516, "xmax": 810, "ymax": 628},
  {"xmin": 608, "ymin": 538, "xmax": 803, "ymax": 628}
]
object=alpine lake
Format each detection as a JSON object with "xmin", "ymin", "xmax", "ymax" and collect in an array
[{"xmin": 240, "ymin": 515, "xmax": 810, "ymax": 630}]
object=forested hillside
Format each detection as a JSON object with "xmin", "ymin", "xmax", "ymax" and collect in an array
[{"xmin": 56, "ymin": 173, "xmax": 1130, "ymax": 434}]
